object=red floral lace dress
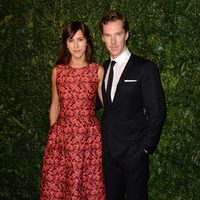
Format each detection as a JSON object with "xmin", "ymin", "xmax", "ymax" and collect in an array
[{"xmin": 39, "ymin": 63, "xmax": 105, "ymax": 200}]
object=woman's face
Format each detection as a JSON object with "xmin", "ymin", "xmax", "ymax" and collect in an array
[{"xmin": 66, "ymin": 29, "xmax": 87, "ymax": 60}]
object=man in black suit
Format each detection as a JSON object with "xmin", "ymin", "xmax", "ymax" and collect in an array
[{"xmin": 100, "ymin": 10, "xmax": 167, "ymax": 200}]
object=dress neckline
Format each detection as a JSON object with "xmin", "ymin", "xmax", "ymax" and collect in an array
[{"xmin": 68, "ymin": 63, "xmax": 89, "ymax": 70}]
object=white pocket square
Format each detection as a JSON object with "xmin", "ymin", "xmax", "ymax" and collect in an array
[{"xmin": 124, "ymin": 80, "xmax": 137, "ymax": 82}]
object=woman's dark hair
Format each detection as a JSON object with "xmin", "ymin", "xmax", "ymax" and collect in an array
[
  {"xmin": 100, "ymin": 10, "xmax": 129, "ymax": 34},
  {"xmin": 56, "ymin": 21, "xmax": 93, "ymax": 65}
]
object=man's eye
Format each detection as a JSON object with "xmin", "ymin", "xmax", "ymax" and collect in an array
[{"xmin": 103, "ymin": 35, "xmax": 110, "ymax": 38}]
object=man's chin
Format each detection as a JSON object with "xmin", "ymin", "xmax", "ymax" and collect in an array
[{"xmin": 110, "ymin": 53, "xmax": 120, "ymax": 59}]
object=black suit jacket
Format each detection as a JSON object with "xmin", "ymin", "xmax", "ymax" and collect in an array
[{"xmin": 101, "ymin": 54, "xmax": 166, "ymax": 157}]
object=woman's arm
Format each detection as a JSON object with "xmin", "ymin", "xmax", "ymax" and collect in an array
[
  {"xmin": 97, "ymin": 65, "xmax": 104, "ymax": 105},
  {"xmin": 49, "ymin": 67, "xmax": 60, "ymax": 126}
]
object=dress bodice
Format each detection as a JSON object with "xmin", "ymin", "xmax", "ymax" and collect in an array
[{"xmin": 56, "ymin": 63, "xmax": 99, "ymax": 126}]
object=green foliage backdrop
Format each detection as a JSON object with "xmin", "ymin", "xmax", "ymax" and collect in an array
[{"xmin": 0, "ymin": 0, "xmax": 199, "ymax": 199}]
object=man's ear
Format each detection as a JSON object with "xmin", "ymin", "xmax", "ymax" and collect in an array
[
  {"xmin": 102, "ymin": 35, "xmax": 105, "ymax": 42},
  {"xmin": 125, "ymin": 31, "xmax": 129, "ymax": 41}
]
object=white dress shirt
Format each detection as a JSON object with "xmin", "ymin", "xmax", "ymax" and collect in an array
[{"xmin": 105, "ymin": 48, "xmax": 131, "ymax": 101}]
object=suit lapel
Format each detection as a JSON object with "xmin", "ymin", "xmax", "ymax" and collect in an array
[
  {"xmin": 118, "ymin": 54, "xmax": 135, "ymax": 85},
  {"xmin": 112, "ymin": 54, "xmax": 136, "ymax": 105},
  {"xmin": 102, "ymin": 59, "xmax": 111, "ymax": 105},
  {"xmin": 103, "ymin": 54, "xmax": 137, "ymax": 107}
]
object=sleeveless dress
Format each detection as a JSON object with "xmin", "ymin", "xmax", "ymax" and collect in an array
[{"xmin": 40, "ymin": 63, "xmax": 105, "ymax": 200}]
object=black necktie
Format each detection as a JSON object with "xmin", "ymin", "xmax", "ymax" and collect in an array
[{"xmin": 107, "ymin": 60, "xmax": 116, "ymax": 102}]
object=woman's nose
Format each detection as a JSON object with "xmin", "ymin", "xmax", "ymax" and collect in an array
[{"xmin": 74, "ymin": 40, "xmax": 78, "ymax": 48}]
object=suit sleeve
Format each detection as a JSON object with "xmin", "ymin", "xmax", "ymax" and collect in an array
[
  {"xmin": 140, "ymin": 62, "xmax": 167, "ymax": 154},
  {"xmin": 95, "ymin": 94, "xmax": 103, "ymax": 111}
]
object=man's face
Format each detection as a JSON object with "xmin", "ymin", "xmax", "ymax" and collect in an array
[{"xmin": 102, "ymin": 20, "xmax": 129, "ymax": 59}]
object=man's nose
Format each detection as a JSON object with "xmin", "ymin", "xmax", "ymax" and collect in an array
[{"xmin": 111, "ymin": 36, "xmax": 116, "ymax": 44}]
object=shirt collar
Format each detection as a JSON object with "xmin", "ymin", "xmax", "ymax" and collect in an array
[{"xmin": 110, "ymin": 48, "xmax": 131, "ymax": 65}]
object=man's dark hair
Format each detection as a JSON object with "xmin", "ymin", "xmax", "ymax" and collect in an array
[{"xmin": 100, "ymin": 10, "xmax": 129, "ymax": 34}]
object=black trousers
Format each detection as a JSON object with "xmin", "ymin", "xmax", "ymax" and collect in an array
[{"xmin": 103, "ymin": 146, "xmax": 149, "ymax": 200}]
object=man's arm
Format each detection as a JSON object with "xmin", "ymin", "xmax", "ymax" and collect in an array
[{"xmin": 141, "ymin": 62, "xmax": 167, "ymax": 154}]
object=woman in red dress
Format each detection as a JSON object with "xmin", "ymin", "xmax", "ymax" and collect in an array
[{"xmin": 39, "ymin": 21, "xmax": 105, "ymax": 200}]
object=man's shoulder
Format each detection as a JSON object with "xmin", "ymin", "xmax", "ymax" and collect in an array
[
  {"xmin": 130, "ymin": 54, "xmax": 158, "ymax": 73},
  {"xmin": 131, "ymin": 53, "xmax": 155, "ymax": 65},
  {"xmin": 102, "ymin": 59, "xmax": 110, "ymax": 68}
]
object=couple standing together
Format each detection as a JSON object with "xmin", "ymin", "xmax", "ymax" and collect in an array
[{"xmin": 39, "ymin": 10, "xmax": 166, "ymax": 200}]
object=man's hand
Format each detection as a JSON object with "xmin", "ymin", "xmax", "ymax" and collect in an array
[{"xmin": 144, "ymin": 149, "xmax": 148, "ymax": 154}]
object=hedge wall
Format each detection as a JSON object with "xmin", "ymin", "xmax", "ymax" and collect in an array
[{"xmin": 0, "ymin": 0, "xmax": 199, "ymax": 199}]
